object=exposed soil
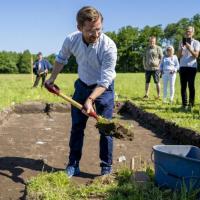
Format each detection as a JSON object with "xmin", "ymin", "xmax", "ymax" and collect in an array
[{"xmin": 0, "ymin": 102, "xmax": 174, "ymax": 200}]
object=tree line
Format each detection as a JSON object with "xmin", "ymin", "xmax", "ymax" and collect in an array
[{"xmin": 0, "ymin": 14, "xmax": 200, "ymax": 74}]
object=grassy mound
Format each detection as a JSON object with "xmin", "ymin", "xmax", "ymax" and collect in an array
[{"xmin": 96, "ymin": 117, "xmax": 134, "ymax": 140}]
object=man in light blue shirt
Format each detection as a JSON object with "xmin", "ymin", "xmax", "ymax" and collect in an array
[{"xmin": 46, "ymin": 6, "xmax": 117, "ymax": 177}]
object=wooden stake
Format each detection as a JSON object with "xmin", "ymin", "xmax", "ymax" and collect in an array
[
  {"xmin": 130, "ymin": 157, "xmax": 135, "ymax": 171},
  {"xmin": 31, "ymin": 55, "xmax": 33, "ymax": 84}
]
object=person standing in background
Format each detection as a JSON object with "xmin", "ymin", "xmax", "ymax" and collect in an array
[
  {"xmin": 160, "ymin": 45, "xmax": 179, "ymax": 104},
  {"xmin": 178, "ymin": 26, "xmax": 200, "ymax": 109},
  {"xmin": 143, "ymin": 36, "xmax": 163, "ymax": 99},
  {"xmin": 33, "ymin": 52, "xmax": 52, "ymax": 88}
]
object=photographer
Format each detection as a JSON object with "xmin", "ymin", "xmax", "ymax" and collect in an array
[{"xmin": 178, "ymin": 26, "xmax": 200, "ymax": 109}]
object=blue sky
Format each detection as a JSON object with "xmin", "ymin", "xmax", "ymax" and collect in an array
[{"xmin": 0, "ymin": 0, "xmax": 199, "ymax": 56}]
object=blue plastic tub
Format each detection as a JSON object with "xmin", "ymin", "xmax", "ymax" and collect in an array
[{"xmin": 152, "ymin": 145, "xmax": 200, "ymax": 191}]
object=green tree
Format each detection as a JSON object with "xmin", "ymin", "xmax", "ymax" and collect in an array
[
  {"xmin": 18, "ymin": 50, "xmax": 32, "ymax": 73},
  {"xmin": 46, "ymin": 54, "xmax": 56, "ymax": 66},
  {"xmin": 0, "ymin": 52, "xmax": 18, "ymax": 73}
]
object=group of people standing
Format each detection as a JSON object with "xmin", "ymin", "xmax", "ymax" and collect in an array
[
  {"xmin": 143, "ymin": 26, "xmax": 200, "ymax": 108},
  {"xmin": 32, "ymin": 5, "xmax": 200, "ymax": 178}
]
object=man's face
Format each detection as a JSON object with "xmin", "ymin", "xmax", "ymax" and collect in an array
[
  {"xmin": 149, "ymin": 38, "xmax": 156, "ymax": 47},
  {"xmin": 79, "ymin": 18, "xmax": 102, "ymax": 44},
  {"xmin": 38, "ymin": 54, "xmax": 42, "ymax": 61}
]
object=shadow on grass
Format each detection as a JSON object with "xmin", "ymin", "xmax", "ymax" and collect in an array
[
  {"xmin": 0, "ymin": 157, "xmax": 62, "ymax": 200},
  {"xmin": 76, "ymin": 171, "xmax": 100, "ymax": 179},
  {"xmin": 0, "ymin": 156, "xmax": 101, "ymax": 199}
]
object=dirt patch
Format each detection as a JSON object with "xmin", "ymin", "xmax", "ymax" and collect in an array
[
  {"xmin": 119, "ymin": 101, "xmax": 200, "ymax": 146},
  {"xmin": 14, "ymin": 101, "xmax": 71, "ymax": 114},
  {"xmin": 0, "ymin": 102, "xmax": 174, "ymax": 200},
  {"xmin": 0, "ymin": 107, "xmax": 13, "ymax": 125}
]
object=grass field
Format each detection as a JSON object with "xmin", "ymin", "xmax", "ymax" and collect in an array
[
  {"xmin": 26, "ymin": 167, "xmax": 199, "ymax": 200},
  {"xmin": 0, "ymin": 73, "xmax": 200, "ymax": 132},
  {"xmin": 2, "ymin": 74, "xmax": 200, "ymax": 199}
]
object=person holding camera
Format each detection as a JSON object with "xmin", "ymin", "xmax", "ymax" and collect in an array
[
  {"xmin": 160, "ymin": 45, "xmax": 179, "ymax": 104},
  {"xmin": 178, "ymin": 26, "xmax": 200, "ymax": 108}
]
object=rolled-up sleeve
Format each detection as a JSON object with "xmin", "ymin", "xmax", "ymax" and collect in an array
[
  {"xmin": 55, "ymin": 37, "xmax": 72, "ymax": 64},
  {"xmin": 97, "ymin": 43, "xmax": 117, "ymax": 88}
]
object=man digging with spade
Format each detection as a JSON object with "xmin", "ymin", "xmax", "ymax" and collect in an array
[{"xmin": 45, "ymin": 6, "xmax": 117, "ymax": 177}]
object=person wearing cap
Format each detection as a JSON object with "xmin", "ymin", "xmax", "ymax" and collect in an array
[
  {"xmin": 33, "ymin": 52, "xmax": 52, "ymax": 88},
  {"xmin": 178, "ymin": 26, "xmax": 200, "ymax": 108},
  {"xmin": 45, "ymin": 6, "xmax": 117, "ymax": 177},
  {"xmin": 143, "ymin": 36, "xmax": 163, "ymax": 99},
  {"xmin": 160, "ymin": 45, "xmax": 179, "ymax": 103}
]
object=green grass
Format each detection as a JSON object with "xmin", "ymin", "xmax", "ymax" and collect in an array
[
  {"xmin": 0, "ymin": 73, "xmax": 200, "ymax": 132},
  {"xmin": 26, "ymin": 167, "xmax": 200, "ymax": 200},
  {"xmin": 0, "ymin": 74, "xmax": 77, "ymax": 110},
  {"xmin": 115, "ymin": 73, "xmax": 200, "ymax": 132}
]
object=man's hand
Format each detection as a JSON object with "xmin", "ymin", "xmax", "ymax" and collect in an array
[
  {"xmin": 83, "ymin": 97, "xmax": 95, "ymax": 115},
  {"xmin": 45, "ymin": 78, "xmax": 55, "ymax": 87}
]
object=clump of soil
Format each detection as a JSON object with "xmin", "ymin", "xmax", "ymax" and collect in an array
[{"xmin": 96, "ymin": 117, "xmax": 134, "ymax": 140}]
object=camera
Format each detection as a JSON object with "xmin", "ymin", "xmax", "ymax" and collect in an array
[{"xmin": 182, "ymin": 37, "xmax": 191, "ymax": 46}]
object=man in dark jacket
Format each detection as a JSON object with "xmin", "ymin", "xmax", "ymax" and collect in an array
[{"xmin": 33, "ymin": 52, "xmax": 52, "ymax": 88}]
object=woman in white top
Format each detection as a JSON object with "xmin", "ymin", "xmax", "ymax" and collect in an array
[{"xmin": 160, "ymin": 45, "xmax": 179, "ymax": 103}]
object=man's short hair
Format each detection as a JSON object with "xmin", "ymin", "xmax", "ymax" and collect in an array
[
  {"xmin": 37, "ymin": 52, "xmax": 42, "ymax": 56},
  {"xmin": 149, "ymin": 36, "xmax": 156, "ymax": 41},
  {"xmin": 76, "ymin": 6, "xmax": 103, "ymax": 27}
]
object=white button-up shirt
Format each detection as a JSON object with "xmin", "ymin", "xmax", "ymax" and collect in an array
[
  {"xmin": 179, "ymin": 39, "xmax": 200, "ymax": 68},
  {"xmin": 56, "ymin": 31, "xmax": 117, "ymax": 88}
]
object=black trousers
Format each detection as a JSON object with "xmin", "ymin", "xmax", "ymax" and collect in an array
[
  {"xmin": 33, "ymin": 73, "xmax": 47, "ymax": 88},
  {"xmin": 179, "ymin": 67, "xmax": 197, "ymax": 106}
]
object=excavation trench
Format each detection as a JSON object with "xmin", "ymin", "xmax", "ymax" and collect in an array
[{"xmin": 0, "ymin": 101, "xmax": 182, "ymax": 200}]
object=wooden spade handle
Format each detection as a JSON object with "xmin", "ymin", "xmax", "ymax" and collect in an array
[
  {"xmin": 45, "ymin": 83, "xmax": 99, "ymax": 120},
  {"xmin": 59, "ymin": 92, "xmax": 83, "ymax": 110}
]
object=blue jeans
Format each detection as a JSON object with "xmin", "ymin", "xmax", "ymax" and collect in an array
[{"xmin": 68, "ymin": 79, "xmax": 114, "ymax": 168}]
